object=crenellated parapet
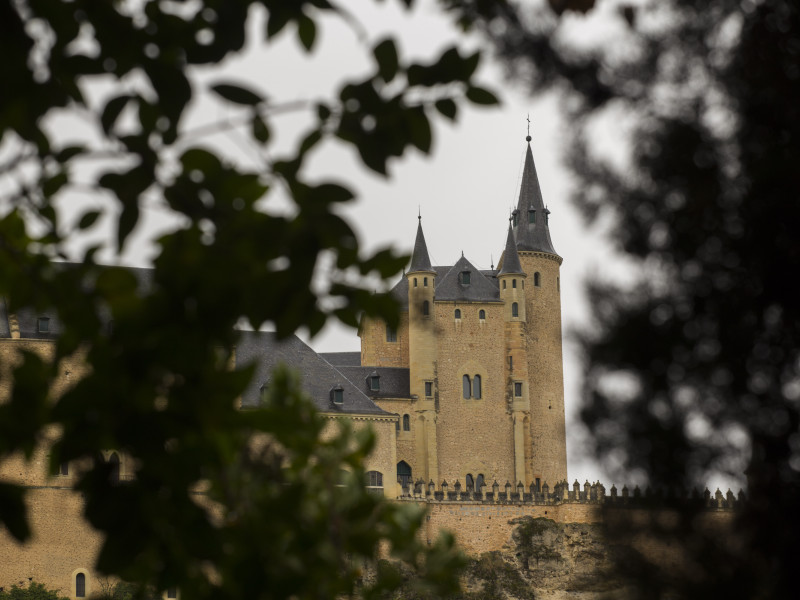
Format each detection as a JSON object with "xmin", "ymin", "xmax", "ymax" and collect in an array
[{"xmin": 399, "ymin": 478, "xmax": 746, "ymax": 510}]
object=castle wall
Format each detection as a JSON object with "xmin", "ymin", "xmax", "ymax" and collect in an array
[
  {"xmin": 359, "ymin": 313, "xmax": 409, "ymax": 368},
  {"xmin": 432, "ymin": 301, "xmax": 515, "ymax": 487}
]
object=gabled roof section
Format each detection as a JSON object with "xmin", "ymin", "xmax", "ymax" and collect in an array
[
  {"xmin": 236, "ymin": 331, "xmax": 392, "ymax": 416},
  {"xmin": 514, "ymin": 142, "xmax": 559, "ymax": 256},
  {"xmin": 498, "ymin": 223, "xmax": 523, "ymax": 275},
  {"xmin": 435, "ymin": 255, "xmax": 500, "ymax": 302},
  {"xmin": 408, "ymin": 218, "xmax": 433, "ymax": 273}
]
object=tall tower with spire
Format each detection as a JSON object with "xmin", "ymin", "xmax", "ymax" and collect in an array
[{"xmin": 505, "ymin": 135, "xmax": 567, "ymax": 486}]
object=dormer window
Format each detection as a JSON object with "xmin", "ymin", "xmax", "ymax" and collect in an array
[
  {"xmin": 460, "ymin": 271, "xmax": 471, "ymax": 285},
  {"xmin": 368, "ymin": 372, "xmax": 380, "ymax": 392},
  {"xmin": 37, "ymin": 317, "xmax": 50, "ymax": 333},
  {"xmin": 331, "ymin": 384, "xmax": 344, "ymax": 404},
  {"xmin": 528, "ymin": 208, "xmax": 536, "ymax": 224}
]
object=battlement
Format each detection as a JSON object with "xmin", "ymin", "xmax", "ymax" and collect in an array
[{"xmin": 400, "ymin": 478, "xmax": 745, "ymax": 510}]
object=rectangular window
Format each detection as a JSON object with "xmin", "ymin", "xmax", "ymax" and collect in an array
[
  {"xmin": 461, "ymin": 271, "xmax": 471, "ymax": 285},
  {"xmin": 425, "ymin": 381, "xmax": 433, "ymax": 397},
  {"xmin": 59, "ymin": 462, "xmax": 69, "ymax": 476},
  {"xmin": 370, "ymin": 376, "xmax": 380, "ymax": 391},
  {"xmin": 386, "ymin": 326, "xmax": 397, "ymax": 342},
  {"xmin": 37, "ymin": 317, "xmax": 50, "ymax": 333},
  {"xmin": 514, "ymin": 382, "xmax": 523, "ymax": 397},
  {"xmin": 167, "ymin": 589, "xmax": 177, "ymax": 599}
]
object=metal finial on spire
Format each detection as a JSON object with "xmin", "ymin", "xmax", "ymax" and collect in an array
[
  {"xmin": 526, "ymin": 114, "xmax": 532, "ymax": 143},
  {"xmin": 418, "ymin": 205, "xmax": 421, "ymax": 221},
  {"xmin": 490, "ymin": 255, "xmax": 494, "ymax": 270}
]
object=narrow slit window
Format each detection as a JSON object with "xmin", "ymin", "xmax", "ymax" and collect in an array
[
  {"xmin": 76, "ymin": 574, "xmax": 86, "ymax": 598},
  {"xmin": 425, "ymin": 381, "xmax": 433, "ymax": 397},
  {"xmin": 512, "ymin": 302, "xmax": 519, "ymax": 317},
  {"xmin": 502, "ymin": 280, "xmax": 506, "ymax": 289},
  {"xmin": 422, "ymin": 300, "xmax": 429, "ymax": 316},
  {"xmin": 534, "ymin": 272, "xmax": 541, "ymax": 287},
  {"xmin": 403, "ymin": 414, "xmax": 410, "ymax": 431},
  {"xmin": 423, "ymin": 277, "xmax": 428, "ymax": 287},
  {"xmin": 462, "ymin": 375, "xmax": 471, "ymax": 399},
  {"xmin": 413, "ymin": 278, "xmax": 418, "ymax": 287},
  {"xmin": 512, "ymin": 279, "xmax": 517, "ymax": 288},
  {"xmin": 473, "ymin": 375, "xmax": 482, "ymax": 399}
]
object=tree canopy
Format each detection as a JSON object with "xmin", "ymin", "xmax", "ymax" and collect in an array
[
  {"xmin": 0, "ymin": 0, "xmax": 504, "ymax": 597},
  {"xmin": 472, "ymin": 0, "xmax": 800, "ymax": 596}
]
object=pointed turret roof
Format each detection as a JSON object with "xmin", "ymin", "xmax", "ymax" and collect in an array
[
  {"xmin": 408, "ymin": 217, "xmax": 433, "ymax": 273},
  {"xmin": 513, "ymin": 141, "xmax": 559, "ymax": 256},
  {"xmin": 498, "ymin": 222, "xmax": 523, "ymax": 275}
]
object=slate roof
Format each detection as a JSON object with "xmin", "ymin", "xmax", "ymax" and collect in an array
[
  {"xmin": 498, "ymin": 223, "xmax": 523, "ymax": 275},
  {"xmin": 434, "ymin": 256, "xmax": 501, "ymax": 303},
  {"xmin": 319, "ymin": 351, "xmax": 361, "ymax": 366},
  {"xmin": 235, "ymin": 331, "xmax": 392, "ymax": 416},
  {"xmin": 513, "ymin": 142, "xmax": 559, "ymax": 256},
  {"xmin": 408, "ymin": 218, "xmax": 433, "ymax": 273},
  {"xmin": 336, "ymin": 366, "xmax": 411, "ymax": 399},
  {"xmin": 0, "ymin": 264, "xmax": 154, "ymax": 340}
]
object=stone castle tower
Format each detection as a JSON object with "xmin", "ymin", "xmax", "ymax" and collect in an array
[{"xmin": 359, "ymin": 137, "xmax": 568, "ymax": 490}]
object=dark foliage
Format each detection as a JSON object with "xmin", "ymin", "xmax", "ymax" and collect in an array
[
  {"xmin": 0, "ymin": 0, "xmax": 506, "ymax": 597},
  {"xmin": 472, "ymin": 0, "xmax": 800, "ymax": 597}
]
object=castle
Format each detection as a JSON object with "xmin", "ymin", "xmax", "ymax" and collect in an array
[{"xmin": 0, "ymin": 137, "xmax": 573, "ymax": 595}]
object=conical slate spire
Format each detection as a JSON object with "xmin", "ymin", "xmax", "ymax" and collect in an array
[
  {"xmin": 498, "ymin": 222, "xmax": 523, "ymax": 275},
  {"xmin": 408, "ymin": 217, "xmax": 433, "ymax": 273},
  {"xmin": 513, "ymin": 142, "xmax": 558, "ymax": 256}
]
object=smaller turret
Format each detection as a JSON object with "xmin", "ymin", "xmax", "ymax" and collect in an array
[{"xmin": 498, "ymin": 222, "xmax": 526, "ymax": 322}]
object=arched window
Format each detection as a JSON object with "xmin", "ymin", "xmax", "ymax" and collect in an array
[
  {"xmin": 108, "ymin": 452, "xmax": 121, "ymax": 483},
  {"xmin": 473, "ymin": 375, "xmax": 482, "ymax": 399},
  {"xmin": 512, "ymin": 279, "xmax": 517, "ymax": 288},
  {"xmin": 465, "ymin": 473, "xmax": 474, "ymax": 491},
  {"xmin": 76, "ymin": 573, "xmax": 86, "ymax": 598},
  {"xmin": 403, "ymin": 414, "xmax": 410, "ymax": 431},
  {"xmin": 534, "ymin": 272, "xmax": 540, "ymax": 287},
  {"xmin": 479, "ymin": 309, "xmax": 485, "ymax": 320},
  {"xmin": 422, "ymin": 300, "xmax": 429, "ymax": 316},
  {"xmin": 477, "ymin": 474, "xmax": 485, "ymax": 491},
  {"xmin": 462, "ymin": 375, "xmax": 471, "ymax": 399},
  {"xmin": 397, "ymin": 461, "xmax": 412, "ymax": 487},
  {"xmin": 454, "ymin": 308, "xmax": 461, "ymax": 319},
  {"xmin": 413, "ymin": 278, "xmax": 418, "ymax": 287},
  {"xmin": 366, "ymin": 471, "xmax": 384, "ymax": 494},
  {"xmin": 424, "ymin": 277, "xmax": 428, "ymax": 287},
  {"xmin": 512, "ymin": 302, "xmax": 519, "ymax": 317}
]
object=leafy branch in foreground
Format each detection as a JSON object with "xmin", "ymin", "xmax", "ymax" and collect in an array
[{"xmin": 0, "ymin": 0, "xmax": 500, "ymax": 597}]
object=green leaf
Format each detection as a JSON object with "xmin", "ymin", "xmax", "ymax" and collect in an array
[
  {"xmin": 374, "ymin": 39, "xmax": 399, "ymax": 82},
  {"xmin": 210, "ymin": 82, "xmax": 265, "ymax": 106},
  {"xmin": 252, "ymin": 114, "xmax": 271, "ymax": 144},
  {"xmin": 77, "ymin": 210, "xmax": 102, "ymax": 230},
  {"xmin": 101, "ymin": 95, "xmax": 132, "ymax": 134},
  {"xmin": 0, "ymin": 483, "xmax": 29, "ymax": 542},
  {"xmin": 297, "ymin": 14, "xmax": 316, "ymax": 51},
  {"xmin": 435, "ymin": 98, "xmax": 457, "ymax": 120},
  {"xmin": 314, "ymin": 183, "xmax": 354, "ymax": 204},
  {"xmin": 56, "ymin": 145, "xmax": 85, "ymax": 162},
  {"xmin": 465, "ymin": 86, "xmax": 499, "ymax": 106}
]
